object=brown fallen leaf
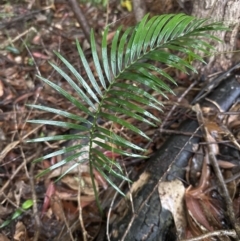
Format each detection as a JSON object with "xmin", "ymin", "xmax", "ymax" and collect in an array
[
  {"xmin": 0, "ymin": 233, "xmax": 10, "ymax": 241},
  {"xmin": 13, "ymin": 222, "xmax": 29, "ymax": 241},
  {"xmin": 61, "ymin": 174, "xmax": 99, "ymax": 196},
  {"xmin": 50, "ymin": 195, "xmax": 65, "ymax": 221},
  {"xmin": 158, "ymin": 179, "xmax": 186, "ymax": 239}
]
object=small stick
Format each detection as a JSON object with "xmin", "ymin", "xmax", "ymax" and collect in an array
[
  {"xmin": 68, "ymin": 0, "xmax": 91, "ymax": 44},
  {"xmin": 181, "ymin": 229, "xmax": 236, "ymax": 241},
  {"xmin": 160, "ymin": 80, "xmax": 197, "ymax": 130},
  {"xmin": 77, "ymin": 168, "xmax": 88, "ymax": 241},
  {"xmin": 30, "ymin": 163, "xmax": 41, "ymax": 241},
  {"xmin": 194, "ymin": 103, "xmax": 240, "ymax": 239}
]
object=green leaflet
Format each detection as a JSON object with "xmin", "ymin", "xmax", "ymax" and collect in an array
[{"xmin": 0, "ymin": 200, "xmax": 33, "ymax": 229}]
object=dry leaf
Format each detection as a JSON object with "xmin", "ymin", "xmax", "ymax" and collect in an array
[
  {"xmin": 13, "ymin": 222, "xmax": 29, "ymax": 241},
  {"xmin": 0, "ymin": 233, "xmax": 10, "ymax": 241},
  {"xmin": 50, "ymin": 195, "xmax": 65, "ymax": 221},
  {"xmin": 158, "ymin": 179, "xmax": 186, "ymax": 239},
  {"xmin": 61, "ymin": 174, "xmax": 98, "ymax": 196}
]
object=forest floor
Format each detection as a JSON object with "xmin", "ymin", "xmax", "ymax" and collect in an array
[{"xmin": 1, "ymin": 1, "xmax": 240, "ymax": 241}]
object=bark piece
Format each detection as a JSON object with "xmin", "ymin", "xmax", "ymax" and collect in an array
[
  {"xmin": 132, "ymin": 0, "xmax": 147, "ymax": 23},
  {"xmin": 189, "ymin": 0, "xmax": 240, "ymax": 73}
]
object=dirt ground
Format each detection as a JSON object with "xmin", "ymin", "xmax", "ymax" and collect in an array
[{"xmin": 1, "ymin": 1, "xmax": 240, "ymax": 241}]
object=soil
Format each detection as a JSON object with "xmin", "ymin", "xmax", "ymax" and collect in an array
[{"xmin": 0, "ymin": 1, "xmax": 240, "ymax": 241}]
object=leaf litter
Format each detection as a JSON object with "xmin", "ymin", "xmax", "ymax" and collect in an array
[{"xmin": 0, "ymin": 0, "xmax": 240, "ymax": 241}]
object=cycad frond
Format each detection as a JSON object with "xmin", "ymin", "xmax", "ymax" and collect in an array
[{"xmin": 27, "ymin": 14, "xmax": 226, "ymax": 194}]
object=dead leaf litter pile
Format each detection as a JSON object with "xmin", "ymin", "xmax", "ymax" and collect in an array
[{"xmin": 0, "ymin": 1, "xmax": 240, "ymax": 241}]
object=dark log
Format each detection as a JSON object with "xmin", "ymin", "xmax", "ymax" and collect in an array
[{"xmin": 108, "ymin": 66, "xmax": 240, "ymax": 241}]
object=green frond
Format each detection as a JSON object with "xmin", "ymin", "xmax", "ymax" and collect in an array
[
  {"xmin": 102, "ymin": 27, "xmax": 111, "ymax": 82},
  {"xmin": 55, "ymin": 162, "xmax": 81, "ymax": 181},
  {"xmin": 36, "ymin": 75, "xmax": 92, "ymax": 115},
  {"xmin": 27, "ymin": 104, "xmax": 90, "ymax": 123},
  {"xmin": 27, "ymin": 134, "xmax": 87, "ymax": 143},
  {"xmin": 32, "ymin": 144, "xmax": 86, "ymax": 163},
  {"xmin": 75, "ymin": 41, "xmax": 102, "ymax": 96},
  {"xmin": 111, "ymin": 26, "xmax": 122, "ymax": 77},
  {"xmin": 91, "ymin": 30, "xmax": 107, "ymax": 88},
  {"xmin": 27, "ymin": 13, "xmax": 226, "ymax": 195},
  {"xmin": 118, "ymin": 27, "xmax": 132, "ymax": 73},
  {"xmin": 27, "ymin": 120, "xmax": 90, "ymax": 131},
  {"xmin": 49, "ymin": 55, "xmax": 99, "ymax": 107},
  {"xmin": 39, "ymin": 153, "xmax": 89, "ymax": 178},
  {"xmin": 94, "ymin": 127, "xmax": 145, "ymax": 152}
]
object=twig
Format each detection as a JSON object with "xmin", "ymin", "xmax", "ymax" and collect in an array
[
  {"xmin": 160, "ymin": 80, "xmax": 197, "ymax": 131},
  {"xmin": 106, "ymin": 178, "xmax": 127, "ymax": 241},
  {"xmin": 30, "ymin": 163, "xmax": 41, "ymax": 241},
  {"xmin": 0, "ymin": 125, "xmax": 41, "ymax": 162},
  {"xmin": 205, "ymin": 171, "xmax": 240, "ymax": 193},
  {"xmin": 159, "ymin": 129, "xmax": 201, "ymax": 137},
  {"xmin": 181, "ymin": 229, "xmax": 236, "ymax": 241},
  {"xmin": 68, "ymin": 0, "xmax": 91, "ymax": 44},
  {"xmin": 194, "ymin": 103, "xmax": 240, "ymax": 240},
  {"xmin": 123, "ymin": 166, "xmax": 134, "ymax": 212},
  {"xmin": 23, "ymin": 38, "xmax": 41, "ymax": 77},
  {"xmin": 2, "ymin": 192, "xmax": 20, "ymax": 209},
  {"xmin": 58, "ymin": 197, "xmax": 75, "ymax": 241},
  {"xmin": 0, "ymin": 104, "xmax": 76, "ymax": 163},
  {"xmin": 0, "ymin": 149, "xmax": 40, "ymax": 196},
  {"xmin": 0, "ymin": 27, "xmax": 37, "ymax": 49},
  {"xmin": 0, "ymin": 11, "xmax": 40, "ymax": 30},
  {"xmin": 77, "ymin": 168, "xmax": 88, "ymax": 241},
  {"xmin": 13, "ymin": 105, "xmax": 29, "ymax": 179}
]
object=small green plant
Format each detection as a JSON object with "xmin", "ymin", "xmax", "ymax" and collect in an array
[
  {"xmin": 27, "ymin": 14, "xmax": 226, "ymax": 196},
  {"xmin": 0, "ymin": 199, "xmax": 33, "ymax": 228}
]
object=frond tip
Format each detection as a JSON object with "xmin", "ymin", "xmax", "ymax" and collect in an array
[{"xmin": 28, "ymin": 13, "xmax": 226, "ymax": 194}]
